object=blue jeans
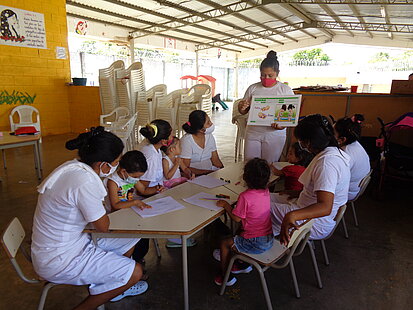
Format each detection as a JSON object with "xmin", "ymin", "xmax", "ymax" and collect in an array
[{"xmin": 234, "ymin": 234, "xmax": 274, "ymax": 254}]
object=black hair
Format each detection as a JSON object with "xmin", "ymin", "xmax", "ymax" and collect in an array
[
  {"xmin": 140, "ymin": 119, "xmax": 172, "ymax": 144},
  {"xmin": 290, "ymin": 142, "xmax": 314, "ymax": 167},
  {"xmin": 287, "ymin": 104, "xmax": 294, "ymax": 110},
  {"xmin": 281, "ymin": 104, "xmax": 287, "ymax": 110},
  {"xmin": 119, "ymin": 150, "xmax": 148, "ymax": 173},
  {"xmin": 334, "ymin": 114, "xmax": 364, "ymax": 145},
  {"xmin": 409, "ymin": 73, "xmax": 413, "ymax": 77},
  {"xmin": 182, "ymin": 110, "xmax": 207, "ymax": 134},
  {"xmin": 294, "ymin": 114, "xmax": 339, "ymax": 153},
  {"xmin": 243, "ymin": 158, "xmax": 270, "ymax": 190},
  {"xmin": 260, "ymin": 50, "xmax": 280, "ymax": 74},
  {"xmin": 65, "ymin": 126, "xmax": 124, "ymax": 166},
  {"xmin": 160, "ymin": 136, "xmax": 179, "ymax": 154}
]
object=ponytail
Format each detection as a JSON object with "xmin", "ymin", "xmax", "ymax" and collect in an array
[{"xmin": 140, "ymin": 119, "xmax": 172, "ymax": 144}]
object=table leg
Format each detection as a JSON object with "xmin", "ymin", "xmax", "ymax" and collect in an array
[
  {"xmin": 2, "ymin": 149, "xmax": 6, "ymax": 169},
  {"xmin": 34, "ymin": 142, "xmax": 42, "ymax": 179},
  {"xmin": 182, "ymin": 235, "xmax": 189, "ymax": 310}
]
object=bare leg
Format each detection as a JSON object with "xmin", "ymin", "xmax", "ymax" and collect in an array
[
  {"xmin": 73, "ymin": 263, "xmax": 143, "ymax": 310},
  {"xmin": 220, "ymin": 237, "xmax": 234, "ymax": 275}
]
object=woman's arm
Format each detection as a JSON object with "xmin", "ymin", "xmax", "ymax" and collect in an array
[
  {"xmin": 279, "ymin": 191, "xmax": 334, "ymax": 245},
  {"xmin": 179, "ymin": 160, "xmax": 195, "ymax": 179},
  {"xmin": 92, "ymin": 214, "xmax": 110, "ymax": 233},
  {"xmin": 181, "ymin": 158, "xmax": 211, "ymax": 176},
  {"xmin": 211, "ymin": 150, "xmax": 224, "ymax": 169},
  {"xmin": 217, "ymin": 200, "xmax": 242, "ymax": 223},
  {"xmin": 107, "ymin": 179, "xmax": 143, "ymax": 211},
  {"xmin": 162, "ymin": 157, "xmax": 180, "ymax": 180}
]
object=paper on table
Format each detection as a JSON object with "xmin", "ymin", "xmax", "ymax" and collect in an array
[
  {"xmin": 188, "ymin": 174, "xmax": 228, "ymax": 189},
  {"xmin": 272, "ymin": 162, "xmax": 291, "ymax": 170},
  {"xmin": 183, "ymin": 192, "xmax": 234, "ymax": 211},
  {"xmin": 132, "ymin": 196, "xmax": 185, "ymax": 218}
]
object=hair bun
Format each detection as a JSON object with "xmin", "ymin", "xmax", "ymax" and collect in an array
[
  {"xmin": 354, "ymin": 114, "xmax": 365, "ymax": 122},
  {"xmin": 65, "ymin": 132, "xmax": 91, "ymax": 150},
  {"xmin": 266, "ymin": 50, "xmax": 277, "ymax": 60}
]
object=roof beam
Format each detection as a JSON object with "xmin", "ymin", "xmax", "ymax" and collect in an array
[
  {"xmin": 100, "ymin": 0, "xmax": 255, "ymax": 50},
  {"xmin": 263, "ymin": 0, "xmax": 413, "ymax": 4},
  {"xmin": 66, "ymin": 1, "xmax": 240, "ymax": 52},
  {"xmin": 381, "ymin": 5, "xmax": 393, "ymax": 39},
  {"xmin": 195, "ymin": 0, "xmax": 294, "ymax": 43},
  {"xmin": 250, "ymin": 1, "xmax": 317, "ymax": 38},
  {"xmin": 311, "ymin": 21, "xmax": 413, "ymax": 33},
  {"xmin": 348, "ymin": 4, "xmax": 373, "ymax": 38},
  {"xmin": 318, "ymin": 4, "xmax": 354, "ymax": 36},
  {"xmin": 154, "ymin": 0, "xmax": 280, "ymax": 47}
]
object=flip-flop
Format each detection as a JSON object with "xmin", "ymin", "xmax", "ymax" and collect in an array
[
  {"xmin": 165, "ymin": 239, "xmax": 197, "ymax": 248},
  {"xmin": 110, "ymin": 281, "xmax": 148, "ymax": 302}
]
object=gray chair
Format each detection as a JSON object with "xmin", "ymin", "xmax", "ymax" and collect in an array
[
  {"xmin": 349, "ymin": 170, "xmax": 372, "ymax": 227},
  {"xmin": 220, "ymin": 220, "xmax": 322, "ymax": 310},
  {"xmin": 1, "ymin": 217, "xmax": 105, "ymax": 310}
]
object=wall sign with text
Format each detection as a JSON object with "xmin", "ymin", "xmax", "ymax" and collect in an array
[{"xmin": 0, "ymin": 5, "xmax": 46, "ymax": 49}]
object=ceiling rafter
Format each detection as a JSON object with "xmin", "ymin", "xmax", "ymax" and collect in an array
[
  {"xmin": 348, "ymin": 4, "xmax": 373, "ymax": 38},
  {"xmin": 382, "ymin": 5, "xmax": 393, "ymax": 39},
  {"xmin": 248, "ymin": 1, "xmax": 317, "ymax": 39},
  {"xmin": 194, "ymin": 0, "xmax": 298, "ymax": 43},
  {"xmin": 65, "ymin": 10, "xmax": 241, "ymax": 52},
  {"xmin": 311, "ymin": 20, "xmax": 413, "ymax": 32},
  {"xmin": 100, "ymin": 0, "xmax": 255, "ymax": 50},
  {"xmin": 318, "ymin": 3, "xmax": 354, "ymax": 36},
  {"xmin": 66, "ymin": 1, "xmax": 242, "ymax": 52},
  {"xmin": 263, "ymin": 0, "xmax": 413, "ymax": 4},
  {"xmin": 153, "ymin": 0, "xmax": 285, "ymax": 46}
]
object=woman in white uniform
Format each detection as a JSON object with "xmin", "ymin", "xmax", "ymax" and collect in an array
[
  {"xmin": 334, "ymin": 114, "xmax": 370, "ymax": 200},
  {"xmin": 270, "ymin": 114, "xmax": 351, "ymax": 244},
  {"xmin": 180, "ymin": 110, "xmax": 224, "ymax": 175},
  {"xmin": 239, "ymin": 50, "xmax": 295, "ymax": 163},
  {"xmin": 138, "ymin": 119, "xmax": 173, "ymax": 192},
  {"xmin": 31, "ymin": 127, "xmax": 147, "ymax": 309}
]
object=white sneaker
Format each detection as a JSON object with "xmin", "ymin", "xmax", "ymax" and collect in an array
[
  {"xmin": 110, "ymin": 281, "xmax": 148, "ymax": 302},
  {"xmin": 213, "ymin": 249, "xmax": 221, "ymax": 262}
]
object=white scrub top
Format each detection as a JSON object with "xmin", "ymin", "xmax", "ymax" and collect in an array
[
  {"xmin": 343, "ymin": 141, "xmax": 370, "ymax": 200},
  {"xmin": 243, "ymin": 81, "xmax": 294, "ymax": 135},
  {"xmin": 180, "ymin": 133, "xmax": 217, "ymax": 170},
  {"xmin": 138, "ymin": 139, "xmax": 164, "ymax": 187}
]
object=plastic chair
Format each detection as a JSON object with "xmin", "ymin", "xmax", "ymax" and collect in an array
[
  {"xmin": 310, "ymin": 205, "xmax": 347, "ymax": 266},
  {"xmin": 99, "ymin": 60, "xmax": 125, "ymax": 114},
  {"xmin": 155, "ymin": 89, "xmax": 184, "ymax": 135},
  {"xmin": 9, "ymin": 105, "xmax": 41, "ymax": 132},
  {"xmin": 231, "ymin": 99, "xmax": 248, "ymax": 162},
  {"xmin": 347, "ymin": 170, "xmax": 372, "ymax": 227},
  {"xmin": 0, "ymin": 217, "xmax": 106, "ymax": 310},
  {"xmin": 100, "ymin": 107, "xmax": 130, "ymax": 126},
  {"xmin": 220, "ymin": 220, "xmax": 322, "ymax": 310},
  {"xmin": 110, "ymin": 113, "xmax": 138, "ymax": 152}
]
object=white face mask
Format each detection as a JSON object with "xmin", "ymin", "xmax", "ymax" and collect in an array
[
  {"xmin": 123, "ymin": 172, "xmax": 139, "ymax": 184},
  {"xmin": 204, "ymin": 123, "xmax": 215, "ymax": 134},
  {"xmin": 99, "ymin": 162, "xmax": 118, "ymax": 177},
  {"xmin": 298, "ymin": 140, "xmax": 310, "ymax": 153}
]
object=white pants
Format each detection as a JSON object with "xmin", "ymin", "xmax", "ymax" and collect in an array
[{"xmin": 244, "ymin": 127, "xmax": 286, "ymax": 163}]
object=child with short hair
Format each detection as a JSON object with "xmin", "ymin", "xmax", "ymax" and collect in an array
[
  {"xmin": 270, "ymin": 142, "xmax": 313, "ymax": 192},
  {"xmin": 161, "ymin": 136, "xmax": 194, "ymax": 188},
  {"xmin": 214, "ymin": 158, "xmax": 273, "ymax": 286}
]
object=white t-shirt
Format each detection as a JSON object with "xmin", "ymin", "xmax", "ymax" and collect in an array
[
  {"xmin": 180, "ymin": 133, "xmax": 217, "ymax": 170},
  {"xmin": 138, "ymin": 139, "xmax": 163, "ymax": 187},
  {"xmin": 243, "ymin": 81, "xmax": 294, "ymax": 135},
  {"xmin": 343, "ymin": 141, "xmax": 370, "ymax": 200},
  {"xmin": 32, "ymin": 160, "xmax": 107, "ymax": 271},
  {"xmin": 163, "ymin": 155, "xmax": 181, "ymax": 180},
  {"xmin": 297, "ymin": 147, "xmax": 351, "ymax": 231}
]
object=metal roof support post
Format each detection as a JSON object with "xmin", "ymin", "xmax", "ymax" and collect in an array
[
  {"xmin": 196, "ymin": 51, "xmax": 199, "ymax": 77},
  {"xmin": 130, "ymin": 37, "xmax": 135, "ymax": 64},
  {"xmin": 234, "ymin": 53, "xmax": 239, "ymax": 99}
]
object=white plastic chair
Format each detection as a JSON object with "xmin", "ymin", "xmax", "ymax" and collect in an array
[
  {"xmin": 231, "ymin": 99, "xmax": 248, "ymax": 162},
  {"xmin": 100, "ymin": 107, "xmax": 130, "ymax": 127},
  {"xmin": 310, "ymin": 205, "xmax": 348, "ymax": 266},
  {"xmin": 9, "ymin": 105, "xmax": 41, "ymax": 132},
  {"xmin": 155, "ymin": 89, "xmax": 184, "ymax": 135},
  {"xmin": 348, "ymin": 170, "xmax": 372, "ymax": 227},
  {"xmin": 99, "ymin": 60, "xmax": 125, "ymax": 114},
  {"xmin": 147, "ymin": 84, "xmax": 167, "ymax": 118},
  {"xmin": 110, "ymin": 113, "xmax": 138, "ymax": 152},
  {"xmin": 0, "ymin": 217, "xmax": 105, "ymax": 310},
  {"xmin": 220, "ymin": 220, "xmax": 322, "ymax": 310}
]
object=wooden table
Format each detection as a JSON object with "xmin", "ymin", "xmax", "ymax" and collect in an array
[{"xmin": 0, "ymin": 131, "xmax": 42, "ymax": 179}]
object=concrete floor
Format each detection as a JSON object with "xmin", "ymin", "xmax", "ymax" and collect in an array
[{"xmin": 1, "ymin": 107, "xmax": 412, "ymax": 310}]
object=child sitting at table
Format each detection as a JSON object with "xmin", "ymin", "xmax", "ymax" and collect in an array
[
  {"xmin": 161, "ymin": 136, "xmax": 195, "ymax": 189},
  {"xmin": 270, "ymin": 142, "xmax": 313, "ymax": 192},
  {"xmin": 214, "ymin": 158, "xmax": 273, "ymax": 286}
]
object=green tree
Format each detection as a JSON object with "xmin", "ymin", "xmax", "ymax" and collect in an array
[
  {"xmin": 369, "ymin": 52, "xmax": 390, "ymax": 63},
  {"xmin": 291, "ymin": 48, "xmax": 331, "ymax": 66}
]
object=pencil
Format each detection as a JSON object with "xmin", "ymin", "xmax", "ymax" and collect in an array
[{"xmin": 200, "ymin": 198, "xmax": 221, "ymax": 201}]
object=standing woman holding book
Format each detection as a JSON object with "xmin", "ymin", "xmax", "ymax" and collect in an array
[{"xmin": 239, "ymin": 50, "xmax": 295, "ymax": 163}]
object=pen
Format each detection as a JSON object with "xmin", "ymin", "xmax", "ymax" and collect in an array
[
  {"xmin": 216, "ymin": 194, "xmax": 230, "ymax": 199},
  {"xmin": 200, "ymin": 198, "xmax": 221, "ymax": 201},
  {"xmin": 235, "ymin": 181, "xmax": 241, "ymax": 185}
]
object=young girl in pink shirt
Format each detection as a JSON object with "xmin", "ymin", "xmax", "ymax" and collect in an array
[{"xmin": 214, "ymin": 158, "xmax": 273, "ymax": 286}]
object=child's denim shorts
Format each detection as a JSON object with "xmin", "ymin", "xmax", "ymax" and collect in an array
[{"xmin": 234, "ymin": 234, "xmax": 274, "ymax": 254}]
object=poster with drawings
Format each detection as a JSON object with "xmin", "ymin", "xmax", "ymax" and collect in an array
[
  {"xmin": 247, "ymin": 95, "xmax": 302, "ymax": 127},
  {"xmin": 0, "ymin": 5, "xmax": 46, "ymax": 49}
]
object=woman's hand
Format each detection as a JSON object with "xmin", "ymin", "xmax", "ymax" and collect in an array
[
  {"xmin": 156, "ymin": 185, "xmax": 166, "ymax": 193},
  {"xmin": 189, "ymin": 173, "xmax": 196, "ymax": 180},
  {"xmin": 238, "ymin": 99, "xmax": 251, "ymax": 114},
  {"xmin": 271, "ymin": 123, "xmax": 285, "ymax": 130},
  {"xmin": 280, "ymin": 212, "xmax": 298, "ymax": 246},
  {"xmin": 135, "ymin": 200, "xmax": 151, "ymax": 210}
]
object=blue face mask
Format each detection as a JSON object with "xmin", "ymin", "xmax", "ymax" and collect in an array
[{"xmin": 123, "ymin": 172, "xmax": 139, "ymax": 184}]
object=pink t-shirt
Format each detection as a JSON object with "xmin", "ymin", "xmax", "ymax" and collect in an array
[{"xmin": 232, "ymin": 189, "xmax": 272, "ymax": 239}]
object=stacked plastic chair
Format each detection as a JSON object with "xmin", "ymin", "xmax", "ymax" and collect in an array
[
  {"xmin": 231, "ymin": 99, "xmax": 248, "ymax": 162},
  {"xmin": 146, "ymin": 84, "xmax": 167, "ymax": 119},
  {"xmin": 155, "ymin": 89, "xmax": 185, "ymax": 135},
  {"xmin": 98, "ymin": 60, "xmax": 125, "ymax": 114}
]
